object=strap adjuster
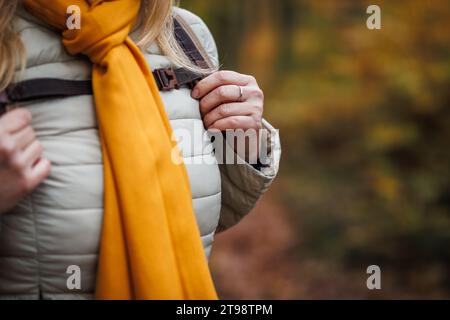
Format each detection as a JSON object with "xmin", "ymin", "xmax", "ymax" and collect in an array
[{"xmin": 154, "ymin": 68, "xmax": 180, "ymax": 91}]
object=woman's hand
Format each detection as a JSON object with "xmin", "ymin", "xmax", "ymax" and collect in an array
[
  {"xmin": 0, "ymin": 109, "xmax": 51, "ymax": 214},
  {"xmin": 192, "ymin": 70, "xmax": 264, "ymax": 162}
]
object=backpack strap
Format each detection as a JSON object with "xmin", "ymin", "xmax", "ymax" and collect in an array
[
  {"xmin": 173, "ymin": 16, "xmax": 211, "ymax": 70},
  {"xmin": 1, "ymin": 78, "xmax": 92, "ymax": 105},
  {"xmin": 153, "ymin": 16, "xmax": 213, "ymax": 91},
  {"xmin": 0, "ymin": 16, "xmax": 212, "ymax": 114},
  {"xmin": 0, "ymin": 79, "xmax": 94, "ymax": 114}
]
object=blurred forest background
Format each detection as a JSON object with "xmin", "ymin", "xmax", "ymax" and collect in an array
[{"xmin": 182, "ymin": 0, "xmax": 450, "ymax": 299}]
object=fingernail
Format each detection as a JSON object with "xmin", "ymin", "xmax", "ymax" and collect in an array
[{"xmin": 192, "ymin": 88, "xmax": 199, "ymax": 99}]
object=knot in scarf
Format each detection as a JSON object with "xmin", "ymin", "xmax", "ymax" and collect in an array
[{"xmin": 26, "ymin": 0, "xmax": 140, "ymax": 64}]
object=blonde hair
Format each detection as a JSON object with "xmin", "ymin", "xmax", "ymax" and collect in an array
[
  {"xmin": 0, "ymin": 0, "xmax": 24, "ymax": 91},
  {"xmin": 0, "ymin": 0, "xmax": 212, "ymax": 92},
  {"xmin": 136, "ymin": 0, "xmax": 214, "ymax": 73}
]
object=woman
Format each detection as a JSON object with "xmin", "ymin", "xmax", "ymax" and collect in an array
[{"xmin": 0, "ymin": 0, "xmax": 280, "ymax": 299}]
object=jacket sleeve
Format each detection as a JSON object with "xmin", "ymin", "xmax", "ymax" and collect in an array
[
  {"xmin": 174, "ymin": 7, "xmax": 282, "ymax": 231},
  {"xmin": 217, "ymin": 120, "xmax": 281, "ymax": 232}
]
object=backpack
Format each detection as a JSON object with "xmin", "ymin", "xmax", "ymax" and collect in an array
[{"xmin": 0, "ymin": 16, "xmax": 213, "ymax": 115}]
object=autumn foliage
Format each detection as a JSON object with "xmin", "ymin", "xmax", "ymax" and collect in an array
[{"xmin": 184, "ymin": 0, "xmax": 450, "ymax": 299}]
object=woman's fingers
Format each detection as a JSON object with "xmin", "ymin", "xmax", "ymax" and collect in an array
[
  {"xmin": 0, "ymin": 108, "xmax": 32, "ymax": 134},
  {"xmin": 26, "ymin": 158, "xmax": 51, "ymax": 193},
  {"xmin": 199, "ymin": 85, "xmax": 244, "ymax": 116},
  {"xmin": 192, "ymin": 70, "xmax": 255, "ymax": 100},
  {"xmin": 8, "ymin": 139, "xmax": 43, "ymax": 174},
  {"xmin": 10, "ymin": 126, "xmax": 36, "ymax": 151},
  {"xmin": 209, "ymin": 115, "xmax": 261, "ymax": 131},
  {"xmin": 21, "ymin": 140, "xmax": 44, "ymax": 169},
  {"xmin": 0, "ymin": 108, "xmax": 48, "ymax": 180},
  {"xmin": 203, "ymin": 102, "xmax": 257, "ymax": 129}
]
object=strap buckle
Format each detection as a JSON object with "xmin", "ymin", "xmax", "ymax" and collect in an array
[{"xmin": 154, "ymin": 68, "xmax": 179, "ymax": 91}]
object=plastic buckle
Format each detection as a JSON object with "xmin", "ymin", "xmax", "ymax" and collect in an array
[{"xmin": 155, "ymin": 68, "xmax": 179, "ymax": 91}]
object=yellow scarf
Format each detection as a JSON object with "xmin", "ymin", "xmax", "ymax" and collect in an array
[{"xmin": 23, "ymin": 0, "xmax": 217, "ymax": 300}]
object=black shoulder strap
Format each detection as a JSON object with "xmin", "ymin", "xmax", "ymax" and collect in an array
[
  {"xmin": 173, "ymin": 17, "xmax": 211, "ymax": 70},
  {"xmin": 0, "ymin": 17, "xmax": 212, "ymax": 114},
  {"xmin": 153, "ymin": 16, "xmax": 212, "ymax": 91},
  {"xmin": 1, "ymin": 79, "xmax": 92, "ymax": 105}
]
